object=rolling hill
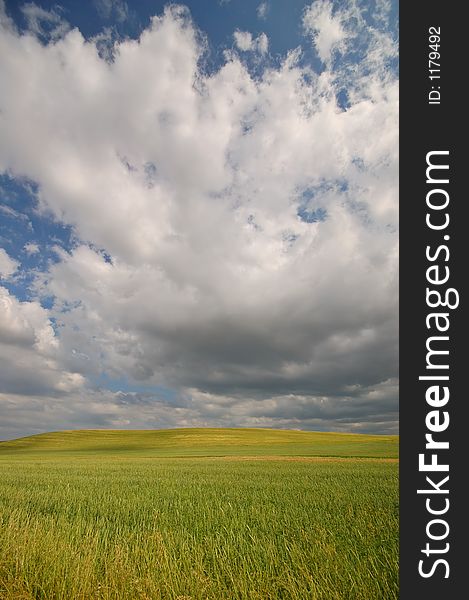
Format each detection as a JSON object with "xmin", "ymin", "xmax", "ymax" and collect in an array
[{"xmin": 0, "ymin": 427, "xmax": 398, "ymax": 458}]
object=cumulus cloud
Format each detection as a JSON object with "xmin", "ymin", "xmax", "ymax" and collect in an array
[
  {"xmin": 302, "ymin": 0, "xmax": 347, "ymax": 65},
  {"xmin": 0, "ymin": 387, "xmax": 209, "ymax": 441},
  {"xmin": 0, "ymin": 377, "xmax": 398, "ymax": 441},
  {"xmin": 234, "ymin": 30, "xmax": 268, "ymax": 54},
  {"xmin": 185, "ymin": 377, "xmax": 399, "ymax": 434},
  {"xmin": 0, "ymin": 286, "xmax": 85, "ymax": 397},
  {"xmin": 0, "ymin": 248, "xmax": 19, "ymax": 278},
  {"xmin": 0, "ymin": 2, "xmax": 398, "ymax": 436},
  {"xmin": 233, "ymin": 29, "xmax": 252, "ymax": 51}
]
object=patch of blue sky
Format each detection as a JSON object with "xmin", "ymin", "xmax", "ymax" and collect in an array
[
  {"xmin": 48, "ymin": 315, "xmax": 60, "ymax": 335},
  {"xmin": 327, "ymin": 2, "xmax": 398, "ymax": 83},
  {"xmin": 4, "ymin": 0, "xmax": 325, "ymax": 74},
  {"xmin": 0, "ymin": 173, "xmax": 74, "ymax": 302},
  {"xmin": 86, "ymin": 242, "xmax": 114, "ymax": 265},
  {"xmin": 360, "ymin": 0, "xmax": 399, "ymax": 34},
  {"xmin": 300, "ymin": 180, "xmax": 348, "ymax": 199},
  {"xmin": 4, "ymin": 0, "xmax": 397, "ymax": 91},
  {"xmin": 335, "ymin": 89, "xmax": 351, "ymax": 111},
  {"xmin": 93, "ymin": 371, "xmax": 179, "ymax": 402},
  {"xmin": 297, "ymin": 206, "xmax": 327, "ymax": 224},
  {"xmin": 296, "ymin": 180, "xmax": 348, "ymax": 223}
]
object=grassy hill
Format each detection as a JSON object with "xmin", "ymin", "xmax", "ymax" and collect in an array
[{"xmin": 0, "ymin": 427, "xmax": 398, "ymax": 458}]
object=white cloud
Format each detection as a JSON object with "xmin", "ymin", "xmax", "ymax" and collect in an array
[
  {"xmin": 256, "ymin": 32, "xmax": 268, "ymax": 54},
  {"xmin": 0, "ymin": 248, "xmax": 19, "ymax": 278},
  {"xmin": 0, "ymin": 387, "xmax": 210, "ymax": 440},
  {"xmin": 233, "ymin": 30, "xmax": 253, "ymax": 51},
  {"xmin": 185, "ymin": 378, "xmax": 399, "ymax": 434},
  {"xmin": 257, "ymin": 2, "xmax": 269, "ymax": 20},
  {"xmin": 94, "ymin": 0, "xmax": 129, "ymax": 24},
  {"xmin": 0, "ymin": 1, "xmax": 12, "ymax": 33},
  {"xmin": 303, "ymin": 0, "xmax": 398, "ymax": 93},
  {"xmin": 23, "ymin": 242, "xmax": 40, "ymax": 255},
  {"xmin": 234, "ymin": 30, "xmax": 268, "ymax": 54},
  {"xmin": 0, "ymin": 377, "xmax": 398, "ymax": 441},
  {"xmin": 0, "ymin": 3, "xmax": 398, "ymax": 434},
  {"xmin": 303, "ymin": 0, "xmax": 347, "ymax": 64},
  {"xmin": 20, "ymin": 2, "xmax": 70, "ymax": 42},
  {"xmin": 0, "ymin": 204, "xmax": 29, "ymax": 220},
  {"xmin": 0, "ymin": 286, "xmax": 85, "ymax": 397}
]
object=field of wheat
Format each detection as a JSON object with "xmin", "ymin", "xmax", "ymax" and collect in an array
[{"xmin": 0, "ymin": 429, "xmax": 398, "ymax": 599}]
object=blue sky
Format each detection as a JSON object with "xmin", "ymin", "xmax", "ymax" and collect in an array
[
  {"xmin": 0, "ymin": 0, "xmax": 398, "ymax": 439},
  {"xmin": 5, "ymin": 0, "xmax": 382, "ymax": 68}
]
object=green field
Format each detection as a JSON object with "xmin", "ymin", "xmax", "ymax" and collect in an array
[{"xmin": 0, "ymin": 429, "xmax": 398, "ymax": 599}]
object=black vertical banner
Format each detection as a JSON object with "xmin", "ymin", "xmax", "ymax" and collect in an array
[{"xmin": 400, "ymin": 3, "xmax": 465, "ymax": 599}]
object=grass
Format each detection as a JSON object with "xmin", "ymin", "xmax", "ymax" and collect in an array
[
  {"xmin": 0, "ymin": 429, "xmax": 398, "ymax": 599},
  {"xmin": 0, "ymin": 428, "xmax": 398, "ymax": 458}
]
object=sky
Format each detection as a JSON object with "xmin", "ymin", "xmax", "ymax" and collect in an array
[{"xmin": 0, "ymin": 0, "xmax": 398, "ymax": 440}]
